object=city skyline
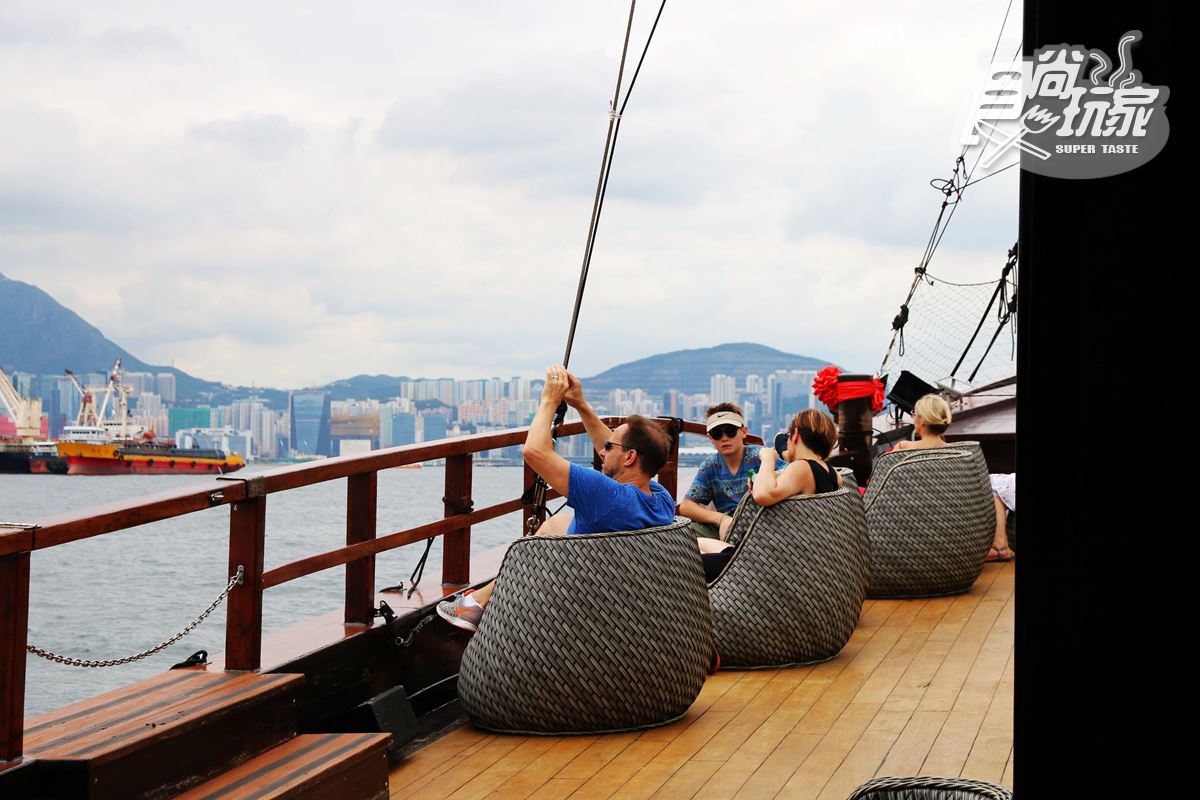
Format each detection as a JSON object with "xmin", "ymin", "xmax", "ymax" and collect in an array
[{"xmin": 2, "ymin": 365, "xmax": 826, "ymax": 462}]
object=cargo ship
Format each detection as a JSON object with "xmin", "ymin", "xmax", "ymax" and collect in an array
[
  {"xmin": 4, "ymin": 362, "xmax": 245, "ymax": 475},
  {"xmin": 34, "ymin": 425, "xmax": 245, "ymax": 475}
]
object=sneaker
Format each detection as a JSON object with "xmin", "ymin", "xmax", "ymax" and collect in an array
[{"xmin": 436, "ymin": 594, "xmax": 483, "ymax": 632}]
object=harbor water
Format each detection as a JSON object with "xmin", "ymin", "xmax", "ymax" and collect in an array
[{"xmin": 1, "ymin": 463, "xmax": 699, "ymax": 716}]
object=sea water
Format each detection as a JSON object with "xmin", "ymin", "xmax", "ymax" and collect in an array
[{"xmin": 0, "ymin": 463, "xmax": 699, "ymax": 715}]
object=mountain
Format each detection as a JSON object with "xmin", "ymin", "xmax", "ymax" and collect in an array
[
  {"xmin": 0, "ymin": 272, "xmax": 230, "ymax": 400},
  {"xmin": 582, "ymin": 342, "xmax": 835, "ymax": 396},
  {"xmin": 2, "ymin": 273, "xmax": 833, "ymax": 407}
]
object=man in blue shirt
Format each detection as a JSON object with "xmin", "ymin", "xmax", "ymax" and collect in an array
[
  {"xmin": 437, "ymin": 363, "xmax": 675, "ymax": 631},
  {"xmin": 679, "ymin": 403, "xmax": 781, "ymax": 540}
]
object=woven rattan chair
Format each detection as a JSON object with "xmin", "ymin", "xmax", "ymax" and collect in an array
[
  {"xmin": 847, "ymin": 775, "xmax": 1013, "ymax": 799},
  {"xmin": 862, "ymin": 443, "xmax": 994, "ymax": 598},
  {"xmin": 456, "ymin": 517, "xmax": 713, "ymax": 734},
  {"xmin": 708, "ymin": 486, "xmax": 870, "ymax": 668}
]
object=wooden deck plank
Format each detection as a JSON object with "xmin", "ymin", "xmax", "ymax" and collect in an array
[
  {"xmin": 732, "ymin": 732, "xmax": 824, "ymax": 799},
  {"xmin": 919, "ymin": 573, "xmax": 1014, "ymax": 778},
  {"xmin": 605, "ymin": 711, "xmax": 736, "ymax": 799},
  {"xmin": 648, "ymin": 760, "xmax": 723, "ymax": 799},
  {"xmin": 389, "ymin": 565, "xmax": 1014, "ymax": 800},
  {"xmin": 393, "ymin": 737, "xmax": 528, "ymax": 796},
  {"xmin": 692, "ymin": 652, "xmax": 867, "ymax": 800},
  {"xmin": 637, "ymin": 672, "xmax": 742, "ymax": 743},
  {"xmin": 694, "ymin": 671, "xmax": 808, "ymax": 762},
  {"xmin": 774, "ymin": 701, "xmax": 881, "ymax": 800},
  {"xmin": 554, "ymin": 732, "xmax": 642, "ymax": 782},
  {"xmin": 568, "ymin": 739, "xmax": 671, "ymax": 800},
  {"xmin": 447, "ymin": 738, "xmax": 560, "ymax": 800},
  {"xmin": 960, "ymin": 650, "xmax": 1014, "ymax": 785},
  {"xmin": 483, "ymin": 737, "xmax": 599, "ymax": 799}
]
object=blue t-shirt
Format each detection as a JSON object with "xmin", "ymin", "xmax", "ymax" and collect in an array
[
  {"xmin": 684, "ymin": 445, "xmax": 784, "ymax": 514},
  {"xmin": 565, "ymin": 463, "xmax": 676, "ymax": 534}
]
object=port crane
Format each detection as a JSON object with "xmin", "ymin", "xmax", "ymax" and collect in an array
[
  {"xmin": 64, "ymin": 359, "xmax": 144, "ymax": 440},
  {"xmin": 0, "ymin": 368, "xmax": 44, "ymax": 441}
]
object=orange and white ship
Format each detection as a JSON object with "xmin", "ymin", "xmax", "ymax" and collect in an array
[{"xmin": 30, "ymin": 359, "xmax": 244, "ymax": 475}]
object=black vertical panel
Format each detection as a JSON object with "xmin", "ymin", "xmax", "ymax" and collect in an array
[{"xmin": 1019, "ymin": 1, "xmax": 1177, "ymax": 791}]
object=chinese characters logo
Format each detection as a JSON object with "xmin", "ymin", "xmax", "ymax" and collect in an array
[{"xmin": 963, "ymin": 31, "xmax": 1169, "ymax": 179}]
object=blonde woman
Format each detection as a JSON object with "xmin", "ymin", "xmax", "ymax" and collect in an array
[
  {"xmin": 894, "ymin": 394, "xmax": 952, "ymax": 450},
  {"xmin": 893, "ymin": 394, "xmax": 1015, "ymax": 561}
]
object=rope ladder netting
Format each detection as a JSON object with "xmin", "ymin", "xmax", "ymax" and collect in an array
[{"xmin": 879, "ymin": 262, "xmax": 1017, "ymax": 395}]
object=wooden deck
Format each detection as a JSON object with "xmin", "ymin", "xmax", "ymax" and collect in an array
[{"xmin": 388, "ymin": 561, "xmax": 1014, "ymax": 799}]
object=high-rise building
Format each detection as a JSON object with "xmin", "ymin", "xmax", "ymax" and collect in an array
[
  {"xmin": 391, "ymin": 412, "xmax": 417, "ymax": 446},
  {"xmin": 155, "ymin": 373, "xmax": 177, "ymax": 403},
  {"xmin": 169, "ymin": 407, "xmax": 211, "ymax": 436},
  {"xmin": 289, "ymin": 391, "xmax": 332, "ymax": 456},
  {"xmin": 710, "ymin": 374, "xmax": 737, "ymax": 404},
  {"xmin": 662, "ymin": 389, "xmax": 679, "ymax": 418},
  {"xmin": 421, "ymin": 413, "xmax": 447, "ymax": 442},
  {"xmin": 770, "ymin": 370, "xmax": 817, "ymax": 429},
  {"xmin": 124, "ymin": 371, "xmax": 155, "ymax": 396}
]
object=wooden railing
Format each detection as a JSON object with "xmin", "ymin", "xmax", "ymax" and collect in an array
[{"xmin": 0, "ymin": 416, "xmax": 758, "ymax": 762}]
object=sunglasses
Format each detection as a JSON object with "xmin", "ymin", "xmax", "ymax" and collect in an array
[
  {"xmin": 603, "ymin": 440, "xmax": 633, "ymax": 452},
  {"xmin": 708, "ymin": 424, "xmax": 741, "ymax": 440}
]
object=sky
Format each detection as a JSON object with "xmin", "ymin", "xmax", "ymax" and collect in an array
[{"xmin": 0, "ymin": 1, "xmax": 1022, "ymax": 389}]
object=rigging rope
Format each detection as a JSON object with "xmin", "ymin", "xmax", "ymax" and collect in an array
[
  {"xmin": 949, "ymin": 243, "xmax": 1018, "ymax": 379},
  {"xmin": 878, "ymin": 19, "xmax": 1022, "ymax": 379},
  {"xmin": 526, "ymin": 0, "xmax": 667, "ymax": 534}
]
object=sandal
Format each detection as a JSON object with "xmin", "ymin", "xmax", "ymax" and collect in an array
[{"xmin": 985, "ymin": 545, "xmax": 1014, "ymax": 562}]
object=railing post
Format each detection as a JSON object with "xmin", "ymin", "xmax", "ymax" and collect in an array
[
  {"xmin": 0, "ymin": 551, "xmax": 30, "ymax": 762},
  {"xmin": 658, "ymin": 427, "xmax": 680, "ymax": 499},
  {"xmin": 225, "ymin": 495, "xmax": 266, "ymax": 671},
  {"xmin": 345, "ymin": 472, "xmax": 377, "ymax": 626},
  {"xmin": 442, "ymin": 454, "xmax": 472, "ymax": 586}
]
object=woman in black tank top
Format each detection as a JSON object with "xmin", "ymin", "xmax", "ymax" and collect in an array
[{"xmin": 700, "ymin": 410, "xmax": 842, "ymax": 582}]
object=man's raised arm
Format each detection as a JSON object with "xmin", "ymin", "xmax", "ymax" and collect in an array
[
  {"xmin": 523, "ymin": 365, "xmax": 573, "ymax": 497},
  {"xmin": 563, "ymin": 371, "xmax": 612, "ymax": 455}
]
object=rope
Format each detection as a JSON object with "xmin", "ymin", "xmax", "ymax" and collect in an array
[
  {"xmin": 948, "ymin": 243, "xmax": 1017, "ymax": 379},
  {"xmin": 26, "ymin": 566, "xmax": 244, "ymax": 668},
  {"xmin": 528, "ymin": 0, "xmax": 667, "ymax": 534},
  {"xmin": 878, "ymin": 29, "xmax": 1021, "ymax": 379},
  {"xmin": 968, "ymin": 254, "xmax": 1018, "ymax": 381},
  {"xmin": 405, "ymin": 496, "xmax": 476, "ymax": 597},
  {"xmin": 561, "ymin": 0, "xmax": 642, "ymax": 370}
]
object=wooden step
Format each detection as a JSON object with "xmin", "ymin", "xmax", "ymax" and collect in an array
[
  {"xmin": 173, "ymin": 733, "xmax": 391, "ymax": 800},
  {"xmin": 24, "ymin": 670, "xmax": 303, "ymax": 800}
]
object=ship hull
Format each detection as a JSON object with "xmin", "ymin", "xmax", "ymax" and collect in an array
[
  {"xmin": 0, "ymin": 446, "xmax": 32, "ymax": 473},
  {"xmin": 62, "ymin": 456, "xmax": 242, "ymax": 475},
  {"xmin": 56, "ymin": 441, "xmax": 245, "ymax": 475}
]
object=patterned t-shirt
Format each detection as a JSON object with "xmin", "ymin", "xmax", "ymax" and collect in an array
[{"xmin": 684, "ymin": 445, "xmax": 784, "ymax": 514}]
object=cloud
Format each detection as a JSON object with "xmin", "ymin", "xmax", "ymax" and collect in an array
[
  {"xmin": 188, "ymin": 113, "xmax": 309, "ymax": 159},
  {"xmin": 86, "ymin": 25, "xmax": 188, "ymax": 57},
  {"xmin": 0, "ymin": 1, "xmax": 1022, "ymax": 387}
]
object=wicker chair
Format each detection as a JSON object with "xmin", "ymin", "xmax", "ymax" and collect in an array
[
  {"xmin": 862, "ymin": 443, "xmax": 994, "ymax": 598},
  {"xmin": 847, "ymin": 776, "xmax": 1012, "ymax": 799},
  {"xmin": 456, "ymin": 517, "xmax": 713, "ymax": 734},
  {"xmin": 708, "ymin": 486, "xmax": 870, "ymax": 668}
]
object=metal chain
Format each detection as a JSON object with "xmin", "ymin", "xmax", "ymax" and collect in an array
[{"xmin": 26, "ymin": 566, "xmax": 244, "ymax": 668}]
